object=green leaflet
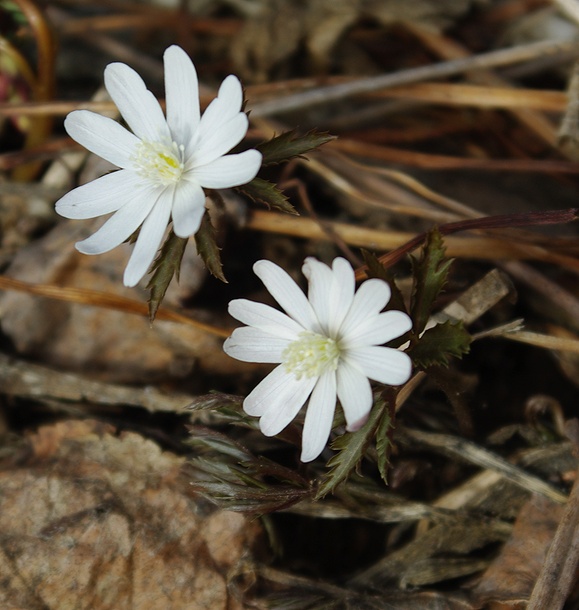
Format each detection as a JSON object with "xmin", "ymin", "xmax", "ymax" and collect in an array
[
  {"xmin": 375, "ymin": 405, "xmax": 393, "ymax": 483},
  {"xmin": 147, "ymin": 229, "xmax": 188, "ymax": 322},
  {"xmin": 188, "ymin": 426, "xmax": 311, "ymax": 514},
  {"xmin": 147, "ymin": 211, "xmax": 225, "ymax": 322},
  {"xmin": 410, "ymin": 229, "xmax": 453, "ymax": 336},
  {"xmin": 238, "ymin": 177, "xmax": 297, "ymax": 215},
  {"xmin": 257, "ymin": 129, "xmax": 335, "ymax": 166},
  {"xmin": 194, "ymin": 209, "xmax": 226, "ymax": 283},
  {"xmin": 408, "ymin": 320, "xmax": 471, "ymax": 369},
  {"xmin": 361, "ymin": 249, "xmax": 408, "ymax": 316},
  {"xmin": 315, "ymin": 400, "xmax": 388, "ymax": 499}
]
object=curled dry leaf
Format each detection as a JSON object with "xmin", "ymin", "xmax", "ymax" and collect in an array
[{"xmin": 0, "ymin": 420, "xmax": 262, "ymax": 610}]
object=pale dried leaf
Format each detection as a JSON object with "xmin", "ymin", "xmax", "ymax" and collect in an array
[
  {"xmin": 0, "ymin": 420, "xmax": 261, "ymax": 609},
  {"xmin": 0, "ymin": 220, "xmax": 244, "ymax": 383},
  {"xmin": 472, "ymin": 495, "xmax": 565, "ymax": 606}
]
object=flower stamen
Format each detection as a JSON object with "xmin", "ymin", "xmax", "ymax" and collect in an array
[
  {"xmin": 283, "ymin": 331, "xmax": 341, "ymax": 380},
  {"xmin": 132, "ymin": 140, "xmax": 185, "ymax": 185}
]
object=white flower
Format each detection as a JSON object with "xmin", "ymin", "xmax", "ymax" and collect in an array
[
  {"xmin": 55, "ymin": 45, "xmax": 262, "ymax": 287},
  {"xmin": 223, "ymin": 257, "xmax": 413, "ymax": 462}
]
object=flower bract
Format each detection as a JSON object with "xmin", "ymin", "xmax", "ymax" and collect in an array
[
  {"xmin": 55, "ymin": 45, "xmax": 262, "ymax": 287},
  {"xmin": 223, "ymin": 257, "xmax": 413, "ymax": 462}
]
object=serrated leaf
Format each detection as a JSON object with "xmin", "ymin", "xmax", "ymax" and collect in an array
[
  {"xmin": 194, "ymin": 209, "xmax": 226, "ymax": 282},
  {"xmin": 147, "ymin": 229, "xmax": 188, "ymax": 322},
  {"xmin": 188, "ymin": 426, "xmax": 253, "ymax": 462},
  {"xmin": 408, "ymin": 320, "xmax": 472, "ymax": 369},
  {"xmin": 238, "ymin": 177, "xmax": 297, "ymax": 215},
  {"xmin": 315, "ymin": 400, "xmax": 387, "ymax": 499},
  {"xmin": 361, "ymin": 249, "xmax": 408, "ymax": 315},
  {"xmin": 375, "ymin": 406, "xmax": 393, "ymax": 483},
  {"xmin": 188, "ymin": 426, "xmax": 311, "ymax": 514},
  {"xmin": 257, "ymin": 129, "xmax": 335, "ymax": 166},
  {"xmin": 410, "ymin": 229, "xmax": 453, "ymax": 335},
  {"xmin": 186, "ymin": 392, "xmax": 244, "ymax": 412}
]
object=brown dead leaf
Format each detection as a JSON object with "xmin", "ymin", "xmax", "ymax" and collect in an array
[
  {"xmin": 0, "ymin": 219, "xmax": 245, "ymax": 383},
  {"xmin": 471, "ymin": 495, "xmax": 565, "ymax": 607},
  {"xmin": 0, "ymin": 420, "xmax": 262, "ymax": 610}
]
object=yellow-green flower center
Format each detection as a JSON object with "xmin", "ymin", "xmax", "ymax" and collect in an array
[
  {"xmin": 282, "ymin": 331, "xmax": 341, "ymax": 380},
  {"xmin": 133, "ymin": 140, "xmax": 184, "ymax": 185}
]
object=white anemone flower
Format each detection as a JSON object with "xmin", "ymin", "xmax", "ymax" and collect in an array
[
  {"xmin": 223, "ymin": 257, "xmax": 413, "ymax": 462},
  {"xmin": 55, "ymin": 45, "xmax": 262, "ymax": 287}
]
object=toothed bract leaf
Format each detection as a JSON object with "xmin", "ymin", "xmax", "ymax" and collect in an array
[
  {"xmin": 257, "ymin": 129, "xmax": 335, "ymax": 166},
  {"xmin": 147, "ymin": 229, "xmax": 188, "ymax": 322},
  {"xmin": 375, "ymin": 406, "xmax": 393, "ymax": 483},
  {"xmin": 54, "ymin": 45, "xmax": 261, "ymax": 287},
  {"xmin": 411, "ymin": 229, "xmax": 453, "ymax": 335},
  {"xmin": 408, "ymin": 320, "xmax": 472, "ymax": 369},
  {"xmin": 188, "ymin": 427, "xmax": 310, "ymax": 514},
  {"xmin": 315, "ymin": 399, "xmax": 387, "ymax": 499},
  {"xmin": 186, "ymin": 392, "xmax": 244, "ymax": 412},
  {"xmin": 362, "ymin": 249, "xmax": 408, "ymax": 316},
  {"xmin": 194, "ymin": 210, "xmax": 226, "ymax": 282},
  {"xmin": 224, "ymin": 257, "xmax": 413, "ymax": 463},
  {"xmin": 238, "ymin": 177, "xmax": 297, "ymax": 215}
]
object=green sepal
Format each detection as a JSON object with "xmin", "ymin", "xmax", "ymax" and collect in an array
[
  {"xmin": 410, "ymin": 229, "xmax": 453, "ymax": 335},
  {"xmin": 408, "ymin": 320, "xmax": 472, "ymax": 369},
  {"xmin": 194, "ymin": 209, "xmax": 226, "ymax": 283},
  {"xmin": 257, "ymin": 129, "xmax": 335, "ymax": 166},
  {"xmin": 147, "ymin": 229, "xmax": 188, "ymax": 323}
]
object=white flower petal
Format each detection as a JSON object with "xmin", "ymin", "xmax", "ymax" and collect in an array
[
  {"xmin": 300, "ymin": 372, "xmax": 337, "ymax": 462},
  {"xmin": 339, "ymin": 278, "xmax": 392, "ymax": 338},
  {"xmin": 253, "ymin": 260, "xmax": 319, "ymax": 332},
  {"xmin": 336, "ymin": 361, "xmax": 372, "ymax": 432},
  {"xmin": 302, "ymin": 257, "xmax": 356, "ymax": 337},
  {"xmin": 217, "ymin": 75, "xmax": 243, "ymax": 116},
  {"xmin": 191, "ymin": 150, "xmax": 262, "ymax": 189},
  {"xmin": 164, "ymin": 45, "xmax": 200, "ymax": 147},
  {"xmin": 123, "ymin": 191, "xmax": 173, "ymax": 286},
  {"xmin": 302, "ymin": 258, "xmax": 334, "ymax": 334},
  {"xmin": 75, "ymin": 194, "xmax": 157, "ymax": 255},
  {"xmin": 55, "ymin": 170, "xmax": 141, "ymax": 219},
  {"xmin": 194, "ymin": 113, "xmax": 249, "ymax": 165},
  {"xmin": 342, "ymin": 310, "xmax": 412, "ymax": 349},
  {"xmin": 227, "ymin": 299, "xmax": 303, "ymax": 339},
  {"xmin": 64, "ymin": 111, "xmax": 138, "ymax": 169},
  {"xmin": 330, "ymin": 257, "xmax": 356, "ymax": 331},
  {"xmin": 223, "ymin": 327, "xmax": 289, "ymax": 363},
  {"xmin": 104, "ymin": 62, "xmax": 170, "ymax": 143},
  {"xmin": 195, "ymin": 75, "xmax": 243, "ymax": 144},
  {"xmin": 244, "ymin": 364, "xmax": 315, "ymax": 425},
  {"xmin": 171, "ymin": 179, "xmax": 206, "ymax": 238},
  {"xmin": 345, "ymin": 346, "xmax": 412, "ymax": 386}
]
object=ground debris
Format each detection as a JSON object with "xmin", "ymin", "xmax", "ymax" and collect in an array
[
  {"xmin": 471, "ymin": 495, "xmax": 566, "ymax": 607},
  {"xmin": 0, "ymin": 420, "xmax": 261, "ymax": 610},
  {"xmin": 2, "ymin": 0, "xmax": 579, "ymax": 607}
]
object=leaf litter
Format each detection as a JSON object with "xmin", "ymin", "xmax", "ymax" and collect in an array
[{"xmin": 2, "ymin": 0, "xmax": 579, "ymax": 608}]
